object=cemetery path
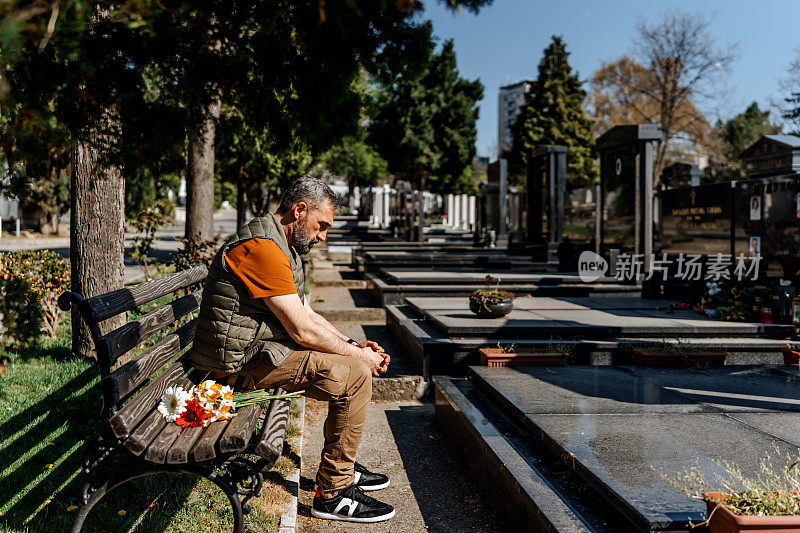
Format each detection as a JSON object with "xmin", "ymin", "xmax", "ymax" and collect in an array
[
  {"xmin": 0, "ymin": 207, "xmax": 240, "ymax": 283},
  {"xmin": 297, "ymin": 247, "xmax": 501, "ymax": 531},
  {"xmin": 309, "ymin": 253, "xmax": 427, "ymax": 399},
  {"xmin": 297, "ymin": 398, "xmax": 502, "ymax": 533}
]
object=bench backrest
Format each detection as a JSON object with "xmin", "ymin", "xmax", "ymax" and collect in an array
[{"xmin": 58, "ymin": 266, "xmax": 208, "ymax": 419}]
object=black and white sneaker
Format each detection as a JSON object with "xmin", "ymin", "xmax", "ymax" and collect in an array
[
  {"xmin": 354, "ymin": 461, "xmax": 390, "ymax": 491},
  {"xmin": 313, "ymin": 462, "xmax": 390, "ymax": 493},
  {"xmin": 311, "ymin": 483, "xmax": 395, "ymax": 523}
]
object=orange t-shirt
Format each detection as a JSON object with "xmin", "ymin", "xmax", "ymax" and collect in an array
[{"xmin": 224, "ymin": 238, "xmax": 297, "ymax": 299}]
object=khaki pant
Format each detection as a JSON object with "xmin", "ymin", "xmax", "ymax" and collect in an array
[{"xmin": 217, "ymin": 350, "xmax": 372, "ymax": 498}]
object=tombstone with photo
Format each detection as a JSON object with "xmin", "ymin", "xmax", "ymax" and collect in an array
[{"xmin": 734, "ymin": 175, "xmax": 800, "ymax": 279}]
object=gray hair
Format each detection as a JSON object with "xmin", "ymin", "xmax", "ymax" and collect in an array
[{"xmin": 276, "ymin": 175, "xmax": 339, "ymax": 214}]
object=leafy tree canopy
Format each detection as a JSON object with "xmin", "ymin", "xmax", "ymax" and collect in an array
[
  {"xmin": 368, "ymin": 37, "xmax": 483, "ymax": 194},
  {"xmin": 507, "ymin": 35, "xmax": 596, "ymax": 188},
  {"xmin": 704, "ymin": 102, "xmax": 781, "ymax": 181}
]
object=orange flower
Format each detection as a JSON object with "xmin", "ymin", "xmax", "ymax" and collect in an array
[{"xmin": 175, "ymin": 399, "xmax": 212, "ymax": 428}]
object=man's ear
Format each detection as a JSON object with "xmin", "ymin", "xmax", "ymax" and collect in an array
[{"xmin": 293, "ymin": 201, "xmax": 308, "ymax": 221}]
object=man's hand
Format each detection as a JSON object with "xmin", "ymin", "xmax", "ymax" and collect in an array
[
  {"xmin": 377, "ymin": 352, "xmax": 390, "ymax": 374},
  {"xmin": 358, "ymin": 341, "xmax": 389, "ymax": 374},
  {"xmin": 358, "ymin": 340, "xmax": 384, "ymax": 353},
  {"xmin": 356, "ymin": 346, "xmax": 388, "ymax": 377}
]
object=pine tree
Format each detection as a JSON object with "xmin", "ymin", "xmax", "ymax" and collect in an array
[
  {"xmin": 369, "ymin": 39, "xmax": 483, "ymax": 194},
  {"xmin": 506, "ymin": 36, "xmax": 596, "ymax": 188}
]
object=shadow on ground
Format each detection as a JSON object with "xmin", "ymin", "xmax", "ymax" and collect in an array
[
  {"xmin": 0, "ymin": 359, "xmax": 221, "ymax": 532},
  {"xmin": 384, "ymin": 404, "xmax": 503, "ymax": 533}
]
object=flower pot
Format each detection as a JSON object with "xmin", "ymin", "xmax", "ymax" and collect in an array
[
  {"xmin": 469, "ymin": 297, "xmax": 514, "ymax": 318},
  {"xmin": 704, "ymin": 492, "xmax": 800, "ymax": 532},
  {"xmin": 478, "ymin": 347, "xmax": 567, "ymax": 367},
  {"xmin": 632, "ymin": 349, "xmax": 727, "ymax": 367},
  {"xmin": 782, "ymin": 348, "xmax": 800, "ymax": 369}
]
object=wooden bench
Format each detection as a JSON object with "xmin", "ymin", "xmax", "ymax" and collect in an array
[{"xmin": 58, "ymin": 266, "xmax": 293, "ymax": 533}]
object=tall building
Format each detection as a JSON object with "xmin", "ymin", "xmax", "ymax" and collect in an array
[{"xmin": 497, "ymin": 79, "xmax": 534, "ymax": 154}]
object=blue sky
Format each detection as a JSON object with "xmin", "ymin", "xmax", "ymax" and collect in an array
[{"xmin": 421, "ymin": 0, "xmax": 800, "ymax": 158}]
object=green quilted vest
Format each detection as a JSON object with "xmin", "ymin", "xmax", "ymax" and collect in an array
[{"xmin": 190, "ymin": 214, "xmax": 305, "ymax": 372}]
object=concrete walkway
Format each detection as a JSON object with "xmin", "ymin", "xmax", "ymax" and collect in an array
[
  {"xmin": 298, "ymin": 246, "xmax": 501, "ymax": 531},
  {"xmin": 298, "ymin": 398, "xmax": 502, "ymax": 533}
]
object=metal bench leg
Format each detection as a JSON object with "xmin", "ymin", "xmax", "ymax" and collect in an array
[{"xmin": 70, "ymin": 464, "xmax": 245, "ymax": 533}]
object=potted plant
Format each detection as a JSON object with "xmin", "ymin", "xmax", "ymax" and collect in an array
[
  {"xmin": 657, "ymin": 449, "xmax": 800, "ymax": 531},
  {"xmin": 625, "ymin": 341, "xmax": 727, "ymax": 367},
  {"xmin": 782, "ymin": 343, "xmax": 800, "ymax": 368},
  {"xmin": 478, "ymin": 341, "xmax": 572, "ymax": 367},
  {"xmin": 469, "ymin": 275, "xmax": 515, "ymax": 318}
]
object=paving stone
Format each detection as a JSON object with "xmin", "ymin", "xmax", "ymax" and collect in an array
[
  {"xmin": 383, "ymin": 270, "xmax": 586, "ymax": 284},
  {"xmin": 630, "ymin": 366, "xmax": 800, "ymax": 413},
  {"xmin": 727, "ymin": 412, "xmax": 800, "ymax": 446},
  {"xmin": 407, "ymin": 296, "xmax": 697, "ymax": 312},
  {"xmin": 404, "ymin": 296, "xmax": 790, "ymax": 337},
  {"xmin": 298, "ymin": 399, "xmax": 502, "ymax": 533},
  {"xmin": 471, "ymin": 366, "xmax": 712, "ymax": 415},
  {"xmin": 471, "ymin": 365, "xmax": 800, "ymax": 531}
]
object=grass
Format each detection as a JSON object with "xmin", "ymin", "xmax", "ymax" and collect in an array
[{"xmin": 0, "ymin": 307, "xmax": 300, "ymax": 532}]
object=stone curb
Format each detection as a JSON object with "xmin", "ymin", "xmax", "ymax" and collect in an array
[
  {"xmin": 372, "ymin": 375, "xmax": 429, "ymax": 401},
  {"xmin": 278, "ymin": 395, "xmax": 305, "ymax": 533},
  {"xmin": 433, "ymin": 376, "xmax": 594, "ymax": 532},
  {"xmin": 315, "ymin": 308, "xmax": 386, "ymax": 322}
]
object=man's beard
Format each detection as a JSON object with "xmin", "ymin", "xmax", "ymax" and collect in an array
[{"xmin": 293, "ymin": 218, "xmax": 319, "ymax": 254}]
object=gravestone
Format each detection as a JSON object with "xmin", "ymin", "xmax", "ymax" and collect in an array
[
  {"xmin": 481, "ymin": 159, "xmax": 509, "ymax": 246},
  {"xmin": 741, "ymin": 135, "xmax": 800, "ymax": 178},
  {"xmin": 381, "ymin": 184, "xmax": 391, "ymax": 229},
  {"xmin": 659, "ymin": 181, "xmax": 734, "ymax": 258},
  {"xmin": 446, "ymin": 194, "xmax": 455, "ymax": 227},
  {"xmin": 506, "ymin": 186, "xmax": 526, "ymax": 246},
  {"xmin": 597, "ymin": 124, "xmax": 661, "ymax": 271},
  {"xmin": 661, "ymin": 161, "xmax": 702, "ymax": 188},
  {"xmin": 527, "ymin": 145, "xmax": 567, "ymax": 261},
  {"xmin": 735, "ymin": 174, "xmax": 800, "ymax": 278},
  {"xmin": 468, "ymin": 196, "xmax": 476, "ymax": 230}
]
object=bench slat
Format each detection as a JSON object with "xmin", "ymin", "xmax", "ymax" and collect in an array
[
  {"xmin": 134, "ymin": 373, "xmax": 198, "ymax": 462},
  {"xmin": 109, "ymin": 359, "xmax": 189, "ymax": 438},
  {"xmin": 125, "ymin": 410, "xmax": 167, "ymax": 456},
  {"xmin": 85, "ymin": 266, "xmax": 207, "ymax": 323},
  {"xmin": 102, "ymin": 290, "xmax": 202, "ymax": 365},
  {"xmin": 167, "ymin": 425, "xmax": 208, "ymax": 464},
  {"xmin": 103, "ymin": 319, "xmax": 197, "ymax": 405},
  {"xmin": 218, "ymin": 404, "xmax": 262, "ymax": 454},
  {"xmin": 255, "ymin": 393, "xmax": 292, "ymax": 465},
  {"xmin": 191, "ymin": 418, "xmax": 232, "ymax": 462},
  {"xmin": 144, "ymin": 421, "xmax": 183, "ymax": 463}
]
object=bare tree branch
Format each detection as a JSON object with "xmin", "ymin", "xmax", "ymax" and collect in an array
[{"xmin": 590, "ymin": 9, "xmax": 736, "ymax": 179}]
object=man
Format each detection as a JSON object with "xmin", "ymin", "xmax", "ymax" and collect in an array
[{"xmin": 190, "ymin": 176, "xmax": 395, "ymax": 523}]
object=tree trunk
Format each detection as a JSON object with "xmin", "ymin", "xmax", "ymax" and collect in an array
[
  {"xmin": 185, "ymin": 95, "xmax": 221, "ymax": 240},
  {"xmin": 236, "ymin": 159, "xmax": 247, "ymax": 230},
  {"xmin": 70, "ymin": 110, "xmax": 126, "ymax": 359}
]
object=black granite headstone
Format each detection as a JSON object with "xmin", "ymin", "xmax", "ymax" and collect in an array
[
  {"xmin": 526, "ymin": 145, "xmax": 567, "ymax": 260},
  {"xmin": 597, "ymin": 125, "xmax": 661, "ymax": 271},
  {"xmin": 741, "ymin": 135, "xmax": 800, "ymax": 178},
  {"xmin": 735, "ymin": 174, "xmax": 800, "ymax": 278},
  {"xmin": 659, "ymin": 181, "xmax": 733, "ymax": 257}
]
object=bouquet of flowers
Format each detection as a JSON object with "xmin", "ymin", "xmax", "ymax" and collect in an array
[{"xmin": 158, "ymin": 380, "xmax": 301, "ymax": 428}]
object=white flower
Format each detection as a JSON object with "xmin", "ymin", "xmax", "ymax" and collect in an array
[{"xmin": 158, "ymin": 386, "xmax": 190, "ymax": 422}]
